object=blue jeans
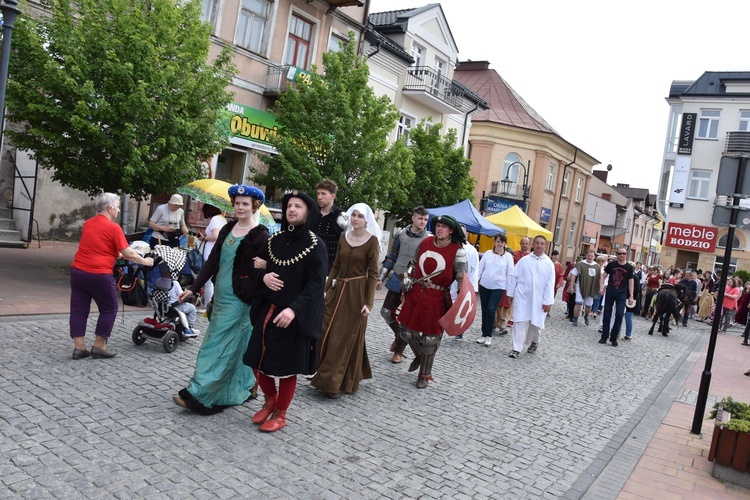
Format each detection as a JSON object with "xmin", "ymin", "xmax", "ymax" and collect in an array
[
  {"xmin": 592, "ymin": 294, "xmax": 601, "ymax": 313},
  {"xmin": 478, "ymin": 285, "xmax": 505, "ymax": 337},
  {"xmin": 602, "ymin": 287, "xmax": 627, "ymax": 341},
  {"xmin": 625, "ymin": 311, "xmax": 634, "ymax": 338}
]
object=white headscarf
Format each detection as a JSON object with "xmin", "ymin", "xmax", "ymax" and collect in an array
[{"xmin": 345, "ymin": 203, "xmax": 382, "ymax": 241}]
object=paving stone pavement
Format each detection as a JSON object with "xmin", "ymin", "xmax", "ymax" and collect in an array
[{"xmin": 0, "ymin": 303, "xmax": 707, "ymax": 499}]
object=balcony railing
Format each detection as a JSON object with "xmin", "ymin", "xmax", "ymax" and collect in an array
[
  {"xmin": 265, "ymin": 64, "xmax": 305, "ymax": 96},
  {"xmin": 403, "ymin": 66, "xmax": 473, "ymax": 113},
  {"xmin": 725, "ymin": 131, "xmax": 750, "ymax": 153},
  {"xmin": 490, "ymin": 181, "xmax": 526, "ymax": 199}
]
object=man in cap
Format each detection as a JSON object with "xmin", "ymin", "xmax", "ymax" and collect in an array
[
  {"xmin": 148, "ymin": 194, "xmax": 189, "ymax": 248},
  {"xmin": 376, "ymin": 206, "xmax": 431, "ymax": 363},
  {"xmin": 398, "ymin": 215, "xmax": 468, "ymax": 388}
]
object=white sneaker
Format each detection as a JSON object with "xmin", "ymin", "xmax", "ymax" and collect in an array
[
  {"xmin": 476, "ymin": 337, "xmax": 486, "ymax": 344},
  {"xmin": 484, "ymin": 337, "xmax": 492, "ymax": 347}
]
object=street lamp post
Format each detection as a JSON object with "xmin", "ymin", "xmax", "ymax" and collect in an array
[
  {"xmin": 0, "ymin": 0, "xmax": 21, "ymax": 141},
  {"xmin": 500, "ymin": 160, "xmax": 530, "ymax": 212}
]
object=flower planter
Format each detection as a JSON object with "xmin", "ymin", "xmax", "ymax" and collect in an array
[{"xmin": 708, "ymin": 403, "xmax": 750, "ymax": 488}]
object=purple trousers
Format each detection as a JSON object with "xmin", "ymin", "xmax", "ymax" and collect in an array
[{"xmin": 69, "ymin": 267, "xmax": 119, "ymax": 339}]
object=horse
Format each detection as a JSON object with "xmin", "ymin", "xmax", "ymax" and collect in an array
[{"xmin": 648, "ymin": 283, "xmax": 687, "ymax": 337}]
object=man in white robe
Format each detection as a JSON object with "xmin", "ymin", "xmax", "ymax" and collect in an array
[{"xmin": 506, "ymin": 235, "xmax": 555, "ymax": 358}]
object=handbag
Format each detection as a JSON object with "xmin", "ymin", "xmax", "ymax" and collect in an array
[{"xmin": 187, "ymin": 241, "xmax": 205, "ymax": 274}]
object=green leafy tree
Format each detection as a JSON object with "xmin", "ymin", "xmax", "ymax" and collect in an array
[
  {"xmin": 5, "ymin": 0, "xmax": 236, "ymax": 199},
  {"xmin": 252, "ymin": 32, "xmax": 412, "ymax": 212},
  {"xmin": 389, "ymin": 120, "xmax": 475, "ymax": 223}
]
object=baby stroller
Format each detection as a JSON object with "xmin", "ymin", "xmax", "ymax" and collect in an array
[{"xmin": 132, "ymin": 246, "xmax": 195, "ymax": 353}]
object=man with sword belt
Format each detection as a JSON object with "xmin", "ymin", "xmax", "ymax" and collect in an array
[{"xmin": 398, "ymin": 215, "xmax": 469, "ymax": 389}]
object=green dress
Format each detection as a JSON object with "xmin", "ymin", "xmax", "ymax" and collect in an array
[{"xmin": 186, "ymin": 235, "xmax": 255, "ymax": 408}]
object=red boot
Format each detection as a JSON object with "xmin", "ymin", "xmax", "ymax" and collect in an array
[
  {"xmin": 259, "ymin": 409, "xmax": 287, "ymax": 432},
  {"xmin": 252, "ymin": 395, "xmax": 277, "ymax": 424}
]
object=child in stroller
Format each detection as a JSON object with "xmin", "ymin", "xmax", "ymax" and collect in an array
[
  {"xmin": 167, "ymin": 279, "xmax": 200, "ymax": 338},
  {"xmin": 132, "ymin": 245, "xmax": 200, "ymax": 353}
]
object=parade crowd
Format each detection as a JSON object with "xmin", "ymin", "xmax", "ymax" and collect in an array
[{"xmin": 68, "ymin": 180, "xmax": 749, "ymax": 433}]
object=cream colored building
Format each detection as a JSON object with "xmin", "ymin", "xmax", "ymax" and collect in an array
[{"xmin": 454, "ymin": 61, "xmax": 599, "ymax": 263}]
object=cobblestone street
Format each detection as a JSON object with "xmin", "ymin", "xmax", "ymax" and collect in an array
[{"xmin": 0, "ymin": 301, "xmax": 715, "ymax": 499}]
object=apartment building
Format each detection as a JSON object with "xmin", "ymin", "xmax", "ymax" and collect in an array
[
  {"xmin": 363, "ymin": 4, "xmax": 487, "ymax": 149},
  {"xmin": 200, "ymin": 0, "xmax": 368, "ymax": 209},
  {"xmin": 657, "ymin": 71, "xmax": 750, "ymax": 275}
]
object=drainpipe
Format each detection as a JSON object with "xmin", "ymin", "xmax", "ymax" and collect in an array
[
  {"xmin": 461, "ymin": 100, "xmax": 479, "ymax": 147},
  {"xmin": 551, "ymin": 147, "xmax": 578, "ymax": 254},
  {"xmin": 358, "ymin": 0, "xmax": 371, "ymax": 57},
  {"xmin": 365, "ymin": 39, "xmax": 381, "ymax": 59}
]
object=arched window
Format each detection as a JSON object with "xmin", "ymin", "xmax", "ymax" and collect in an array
[
  {"xmin": 502, "ymin": 153, "xmax": 522, "ymax": 184},
  {"xmin": 717, "ymin": 233, "xmax": 741, "ymax": 250}
]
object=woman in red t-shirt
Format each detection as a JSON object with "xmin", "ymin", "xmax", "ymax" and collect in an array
[
  {"xmin": 69, "ymin": 193, "xmax": 153, "ymax": 360},
  {"xmin": 642, "ymin": 267, "xmax": 663, "ymax": 318},
  {"xmin": 721, "ymin": 277, "xmax": 743, "ymax": 332}
]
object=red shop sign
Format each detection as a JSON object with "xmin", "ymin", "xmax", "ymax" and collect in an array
[{"xmin": 665, "ymin": 222, "xmax": 717, "ymax": 252}]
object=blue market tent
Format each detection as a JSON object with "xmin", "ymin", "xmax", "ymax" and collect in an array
[{"xmin": 426, "ymin": 200, "xmax": 504, "ymax": 237}]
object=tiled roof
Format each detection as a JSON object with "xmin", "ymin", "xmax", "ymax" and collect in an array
[
  {"xmin": 368, "ymin": 4, "xmax": 440, "ymax": 30},
  {"xmin": 454, "ymin": 65, "xmax": 557, "ymax": 134}
]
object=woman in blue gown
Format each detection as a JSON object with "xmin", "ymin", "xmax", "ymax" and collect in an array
[{"xmin": 172, "ymin": 185, "xmax": 269, "ymax": 415}]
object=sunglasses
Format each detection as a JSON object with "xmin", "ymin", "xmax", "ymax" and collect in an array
[{"xmin": 617, "ymin": 253, "xmax": 627, "ymax": 256}]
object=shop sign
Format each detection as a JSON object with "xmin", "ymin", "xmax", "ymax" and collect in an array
[
  {"xmin": 669, "ymin": 157, "xmax": 690, "ymax": 207},
  {"xmin": 665, "ymin": 222, "xmax": 717, "ymax": 252},
  {"xmin": 484, "ymin": 197, "xmax": 521, "ymax": 214},
  {"xmin": 678, "ymin": 113, "xmax": 696, "ymax": 155},
  {"xmin": 224, "ymin": 102, "xmax": 279, "ymax": 154},
  {"xmin": 540, "ymin": 207, "xmax": 551, "ymax": 223}
]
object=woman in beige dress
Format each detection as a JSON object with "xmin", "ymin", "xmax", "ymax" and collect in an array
[{"xmin": 311, "ymin": 203, "xmax": 381, "ymax": 399}]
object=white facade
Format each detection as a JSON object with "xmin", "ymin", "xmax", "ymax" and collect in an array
[
  {"xmin": 365, "ymin": 5, "xmax": 485, "ymax": 149},
  {"xmin": 657, "ymin": 72, "xmax": 750, "ymax": 275}
]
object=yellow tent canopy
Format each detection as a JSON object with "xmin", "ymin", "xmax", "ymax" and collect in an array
[{"xmin": 481, "ymin": 206, "xmax": 554, "ymax": 252}]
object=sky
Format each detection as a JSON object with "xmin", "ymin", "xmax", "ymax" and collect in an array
[{"xmin": 368, "ymin": 0, "xmax": 750, "ymax": 193}]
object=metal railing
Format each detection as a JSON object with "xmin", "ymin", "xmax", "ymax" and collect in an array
[
  {"xmin": 725, "ymin": 130, "xmax": 750, "ymax": 153},
  {"xmin": 265, "ymin": 64, "xmax": 300, "ymax": 95},
  {"xmin": 403, "ymin": 66, "xmax": 468, "ymax": 111}
]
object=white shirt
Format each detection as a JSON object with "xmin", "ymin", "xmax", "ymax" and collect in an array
[
  {"xmin": 450, "ymin": 243, "xmax": 480, "ymax": 300},
  {"xmin": 477, "ymin": 249, "xmax": 514, "ymax": 290},
  {"xmin": 202, "ymin": 214, "xmax": 227, "ymax": 260},
  {"xmin": 168, "ymin": 280, "xmax": 183, "ymax": 304}
]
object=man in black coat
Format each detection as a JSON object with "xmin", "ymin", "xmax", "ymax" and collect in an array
[{"xmin": 244, "ymin": 190, "xmax": 328, "ymax": 433}]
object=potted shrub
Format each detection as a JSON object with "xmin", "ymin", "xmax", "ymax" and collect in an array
[{"xmin": 708, "ymin": 397, "xmax": 750, "ymax": 486}]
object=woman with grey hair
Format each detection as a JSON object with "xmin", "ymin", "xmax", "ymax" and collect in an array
[{"xmin": 69, "ymin": 193, "xmax": 153, "ymax": 360}]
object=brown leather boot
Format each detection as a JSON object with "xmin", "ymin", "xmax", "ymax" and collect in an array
[
  {"xmin": 259, "ymin": 409, "xmax": 287, "ymax": 432},
  {"xmin": 251, "ymin": 395, "xmax": 277, "ymax": 424}
]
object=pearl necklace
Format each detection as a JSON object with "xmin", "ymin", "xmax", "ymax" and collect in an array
[{"xmin": 235, "ymin": 223, "xmax": 253, "ymax": 230}]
